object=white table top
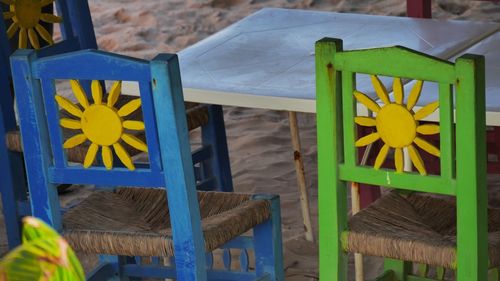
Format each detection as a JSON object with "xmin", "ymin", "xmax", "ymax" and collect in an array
[
  {"xmin": 403, "ymin": 31, "xmax": 500, "ymax": 126},
  {"xmin": 124, "ymin": 8, "xmax": 499, "ymax": 113}
]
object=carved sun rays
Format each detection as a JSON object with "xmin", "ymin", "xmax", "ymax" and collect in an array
[
  {"xmin": 56, "ymin": 80, "xmax": 147, "ymax": 170},
  {"xmin": 354, "ymin": 76, "xmax": 440, "ymax": 175},
  {"xmin": 2, "ymin": 0, "xmax": 62, "ymax": 49}
]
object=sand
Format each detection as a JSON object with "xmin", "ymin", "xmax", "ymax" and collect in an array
[{"xmin": 5, "ymin": 0, "xmax": 500, "ymax": 280}]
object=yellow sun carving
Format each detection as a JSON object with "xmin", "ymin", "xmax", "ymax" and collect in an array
[
  {"xmin": 2, "ymin": 0, "xmax": 62, "ymax": 49},
  {"xmin": 56, "ymin": 80, "xmax": 147, "ymax": 170},
  {"xmin": 354, "ymin": 75, "xmax": 440, "ymax": 175}
]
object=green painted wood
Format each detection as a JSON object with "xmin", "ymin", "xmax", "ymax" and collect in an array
[
  {"xmin": 333, "ymin": 46, "xmax": 455, "ymax": 83},
  {"xmin": 316, "ymin": 37, "xmax": 488, "ymax": 281},
  {"xmin": 435, "ymin": 266, "xmax": 445, "ymax": 280},
  {"xmin": 342, "ymin": 71, "xmax": 357, "ymax": 167},
  {"xmin": 488, "ymin": 268, "xmax": 499, "ymax": 281},
  {"xmin": 375, "ymin": 270, "xmax": 397, "ymax": 281},
  {"xmin": 407, "ymin": 275, "xmax": 440, "ymax": 281},
  {"xmin": 316, "ymin": 38, "xmax": 349, "ymax": 281},
  {"xmin": 384, "ymin": 258, "xmax": 412, "ymax": 281},
  {"xmin": 438, "ymin": 83, "xmax": 454, "ymax": 180},
  {"xmin": 339, "ymin": 165, "xmax": 456, "ymax": 195},
  {"xmin": 417, "ymin": 264, "xmax": 429, "ymax": 278},
  {"xmin": 455, "ymin": 54, "xmax": 488, "ymax": 281}
]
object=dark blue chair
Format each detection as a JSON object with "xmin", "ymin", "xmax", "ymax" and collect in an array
[
  {"xmin": 0, "ymin": 0, "xmax": 97, "ymax": 249},
  {"xmin": 11, "ymin": 48, "xmax": 283, "ymax": 281},
  {"xmin": 1, "ymin": 0, "xmax": 233, "ymax": 250}
]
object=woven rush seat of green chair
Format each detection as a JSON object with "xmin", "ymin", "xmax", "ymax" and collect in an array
[
  {"xmin": 5, "ymin": 96, "xmax": 209, "ymax": 162},
  {"xmin": 345, "ymin": 191, "xmax": 500, "ymax": 269},
  {"xmin": 62, "ymin": 188, "xmax": 271, "ymax": 257}
]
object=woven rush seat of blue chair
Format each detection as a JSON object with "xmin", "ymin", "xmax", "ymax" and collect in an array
[
  {"xmin": 62, "ymin": 188, "xmax": 271, "ymax": 257},
  {"xmin": 5, "ymin": 95, "xmax": 209, "ymax": 163},
  {"xmin": 344, "ymin": 191, "xmax": 500, "ymax": 269}
]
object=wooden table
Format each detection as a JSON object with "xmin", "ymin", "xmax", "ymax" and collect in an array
[{"xmin": 123, "ymin": 8, "xmax": 499, "ymax": 242}]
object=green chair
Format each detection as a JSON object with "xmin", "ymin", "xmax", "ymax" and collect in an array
[{"xmin": 316, "ymin": 38, "xmax": 496, "ymax": 280}]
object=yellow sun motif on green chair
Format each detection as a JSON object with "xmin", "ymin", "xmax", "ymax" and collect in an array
[
  {"xmin": 2, "ymin": 0, "xmax": 62, "ymax": 49},
  {"xmin": 354, "ymin": 75, "xmax": 440, "ymax": 175},
  {"xmin": 56, "ymin": 80, "xmax": 147, "ymax": 170}
]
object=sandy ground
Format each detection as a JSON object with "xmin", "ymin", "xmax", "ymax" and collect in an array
[{"xmin": 4, "ymin": 0, "xmax": 500, "ymax": 280}]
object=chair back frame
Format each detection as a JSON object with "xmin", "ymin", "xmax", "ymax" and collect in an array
[
  {"xmin": 11, "ymin": 49, "xmax": 208, "ymax": 280},
  {"xmin": 316, "ymin": 37, "xmax": 488, "ymax": 280}
]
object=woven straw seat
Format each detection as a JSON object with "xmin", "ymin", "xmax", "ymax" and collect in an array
[
  {"xmin": 62, "ymin": 188, "xmax": 271, "ymax": 257},
  {"xmin": 345, "ymin": 191, "xmax": 500, "ymax": 269},
  {"xmin": 5, "ymin": 96, "xmax": 209, "ymax": 162}
]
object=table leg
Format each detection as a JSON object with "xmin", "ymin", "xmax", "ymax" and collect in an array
[{"xmin": 288, "ymin": 111, "xmax": 314, "ymax": 242}]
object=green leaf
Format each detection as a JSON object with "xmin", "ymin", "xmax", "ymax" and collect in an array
[{"xmin": 0, "ymin": 217, "xmax": 84, "ymax": 281}]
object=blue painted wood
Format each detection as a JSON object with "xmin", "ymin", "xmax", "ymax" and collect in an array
[
  {"xmin": 54, "ymin": 0, "xmax": 75, "ymax": 39},
  {"xmin": 65, "ymin": 0, "xmax": 97, "ymax": 50},
  {"xmin": 206, "ymin": 253, "xmax": 214, "ymax": 269},
  {"xmin": 240, "ymin": 249, "xmax": 250, "ymax": 272},
  {"xmin": 49, "ymin": 167, "xmax": 165, "ymax": 187},
  {"xmin": 12, "ymin": 49, "xmax": 283, "ymax": 281},
  {"xmin": 253, "ymin": 194, "xmax": 285, "ymax": 281},
  {"xmin": 0, "ymin": 0, "xmax": 97, "ymax": 248},
  {"xmin": 10, "ymin": 49, "xmax": 62, "ymax": 230},
  {"xmin": 223, "ymin": 249, "xmax": 232, "ymax": 270},
  {"xmin": 0, "ymin": 108, "xmax": 24, "ymax": 248},
  {"xmin": 86, "ymin": 262, "xmax": 119, "ymax": 281},
  {"xmin": 138, "ymin": 80, "xmax": 162, "ymax": 172},
  {"xmin": 33, "ymin": 50, "xmax": 150, "ymax": 80},
  {"xmin": 197, "ymin": 177, "xmax": 217, "ymax": 191},
  {"xmin": 0, "ymin": 10, "xmax": 27, "ymax": 247},
  {"xmin": 40, "ymin": 79, "xmax": 68, "ymax": 169},
  {"xmin": 202, "ymin": 105, "xmax": 234, "ymax": 192},
  {"xmin": 151, "ymin": 53, "xmax": 207, "ymax": 281},
  {"xmin": 192, "ymin": 146, "xmax": 213, "ymax": 166},
  {"xmin": 220, "ymin": 236, "xmax": 255, "ymax": 249},
  {"xmin": 123, "ymin": 263, "xmax": 263, "ymax": 281}
]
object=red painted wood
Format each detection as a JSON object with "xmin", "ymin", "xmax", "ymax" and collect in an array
[{"xmin": 406, "ymin": 0, "xmax": 432, "ymax": 18}]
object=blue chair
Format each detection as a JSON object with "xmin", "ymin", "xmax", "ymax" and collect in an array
[
  {"xmin": 10, "ymin": 48, "xmax": 283, "ymax": 281},
  {"xmin": 1, "ymin": 0, "xmax": 233, "ymax": 250},
  {"xmin": 0, "ymin": 0, "xmax": 97, "ymax": 249}
]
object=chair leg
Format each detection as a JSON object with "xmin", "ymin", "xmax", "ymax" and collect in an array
[
  {"xmin": 252, "ymin": 194, "xmax": 284, "ymax": 281},
  {"xmin": 384, "ymin": 258, "xmax": 411, "ymax": 281},
  {"xmin": 201, "ymin": 105, "xmax": 233, "ymax": 192},
  {"xmin": 88, "ymin": 256, "xmax": 120, "ymax": 281},
  {"xmin": 0, "ymin": 149, "xmax": 27, "ymax": 248},
  {"xmin": 488, "ymin": 268, "xmax": 499, "ymax": 281}
]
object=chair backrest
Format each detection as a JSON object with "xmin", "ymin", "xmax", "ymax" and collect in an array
[
  {"xmin": 10, "ymin": 48, "xmax": 205, "ymax": 263},
  {"xmin": 316, "ymin": 37, "xmax": 487, "ymax": 276},
  {"xmin": 0, "ymin": 0, "xmax": 96, "ymax": 131}
]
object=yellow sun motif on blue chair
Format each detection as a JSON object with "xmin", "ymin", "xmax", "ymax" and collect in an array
[
  {"xmin": 354, "ymin": 75, "xmax": 440, "ymax": 175},
  {"xmin": 56, "ymin": 80, "xmax": 147, "ymax": 170},
  {"xmin": 2, "ymin": 0, "xmax": 62, "ymax": 49}
]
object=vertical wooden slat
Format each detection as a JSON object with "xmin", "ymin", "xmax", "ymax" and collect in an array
[
  {"xmin": 202, "ymin": 105, "xmax": 234, "ymax": 192},
  {"xmin": 252, "ymin": 194, "xmax": 284, "ymax": 281},
  {"xmin": 138, "ymin": 81, "xmax": 162, "ymax": 172},
  {"xmin": 11, "ymin": 49, "xmax": 62, "ymax": 230},
  {"xmin": 40, "ymin": 79, "xmax": 67, "ymax": 168},
  {"xmin": 65, "ymin": 0, "xmax": 98, "ymax": 50},
  {"xmin": 342, "ymin": 71, "xmax": 357, "ymax": 167},
  {"xmin": 384, "ymin": 258, "xmax": 412, "ymax": 281},
  {"xmin": 438, "ymin": 83, "xmax": 454, "ymax": 179},
  {"xmin": 54, "ymin": 0, "xmax": 75, "ymax": 40},
  {"xmin": 316, "ymin": 38, "xmax": 349, "ymax": 281},
  {"xmin": 150, "ymin": 54, "xmax": 207, "ymax": 281},
  {"xmin": 455, "ymin": 54, "xmax": 488, "ymax": 281},
  {"xmin": 407, "ymin": 0, "xmax": 432, "ymax": 18}
]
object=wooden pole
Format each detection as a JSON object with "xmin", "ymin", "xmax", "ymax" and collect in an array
[
  {"xmin": 351, "ymin": 142, "xmax": 373, "ymax": 281},
  {"xmin": 288, "ymin": 111, "xmax": 314, "ymax": 242},
  {"xmin": 406, "ymin": 0, "xmax": 432, "ymax": 18}
]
